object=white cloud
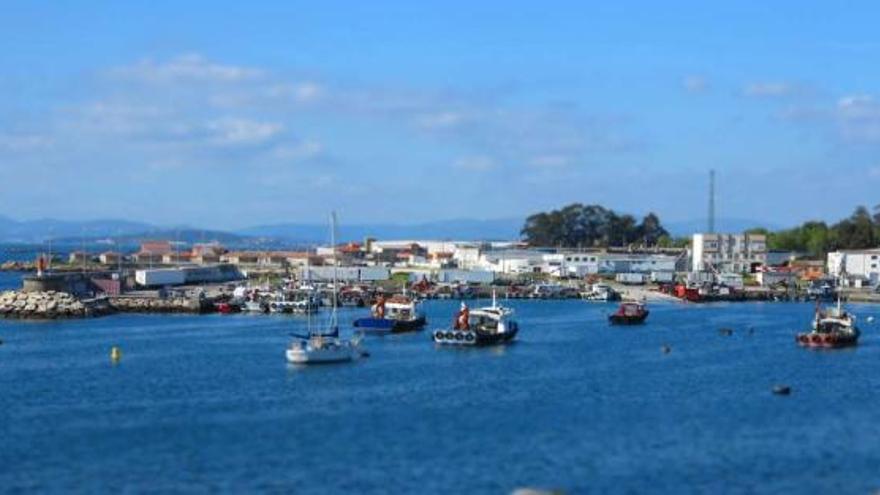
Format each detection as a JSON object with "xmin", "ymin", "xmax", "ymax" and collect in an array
[
  {"xmin": 417, "ymin": 111, "xmax": 466, "ymax": 129},
  {"xmin": 110, "ymin": 53, "xmax": 263, "ymax": 84},
  {"xmin": 835, "ymin": 94, "xmax": 880, "ymax": 143},
  {"xmin": 453, "ymin": 155, "xmax": 496, "ymax": 171},
  {"xmin": 0, "ymin": 133, "xmax": 52, "ymax": 152},
  {"xmin": 742, "ymin": 82, "xmax": 796, "ymax": 97},
  {"xmin": 528, "ymin": 155, "xmax": 571, "ymax": 168},
  {"xmin": 271, "ymin": 140, "xmax": 324, "ymax": 160},
  {"xmin": 205, "ymin": 118, "xmax": 284, "ymax": 146},
  {"xmin": 682, "ymin": 75, "xmax": 708, "ymax": 93}
]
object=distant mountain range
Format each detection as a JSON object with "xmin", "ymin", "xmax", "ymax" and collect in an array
[
  {"xmin": 0, "ymin": 214, "xmax": 778, "ymax": 245},
  {"xmin": 0, "ymin": 215, "xmax": 154, "ymax": 243}
]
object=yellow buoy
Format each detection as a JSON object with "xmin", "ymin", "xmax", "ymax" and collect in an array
[{"xmin": 110, "ymin": 346, "xmax": 122, "ymax": 363}]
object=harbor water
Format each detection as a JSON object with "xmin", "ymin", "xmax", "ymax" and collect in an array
[{"xmin": 2, "ymin": 300, "xmax": 880, "ymax": 493}]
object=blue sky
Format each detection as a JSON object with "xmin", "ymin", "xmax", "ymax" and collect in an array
[{"xmin": 1, "ymin": 1, "xmax": 880, "ymax": 229}]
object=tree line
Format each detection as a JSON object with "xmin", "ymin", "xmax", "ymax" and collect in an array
[
  {"xmin": 747, "ymin": 206, "xmax": 879, "ymax": 258},
  {"xmin": 521, "ymin": 203, "xmax": 671, "ymax": 247}
]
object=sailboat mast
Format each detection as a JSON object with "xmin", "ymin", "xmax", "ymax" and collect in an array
[{"xmin": 330, "ymin": 211, "xmax": 338, "ymax": 330}]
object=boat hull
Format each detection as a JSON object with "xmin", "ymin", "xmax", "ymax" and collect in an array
[
  {"xmin": 353, "ymin": 315, "xmax": 427, "ymax": 335},
  {"xmin": 796, "ymin": 332, "xmax": 858, "ymax": 348},
  {"xmin": 432, "ymin": 326, "xmax": 518, "ymax": 346},
  {"xmin": 609, "ymin": 311, "xmax": 649, "ymax": 325},
  {"xmin": 286, "ymin": 345, "xmax": 358, "ymax": 364}
]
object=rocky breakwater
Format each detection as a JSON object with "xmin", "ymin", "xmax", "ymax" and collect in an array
[
  {"xmin": 109, "ymin": 296, "xmax": 214, "ymax": 314},
  {"xmin": 1, "ymin": 261, "xmax": 35, "ymax": 272},
  {"xmin": 0, "ymin": 290, "xmax": 112, "ymax": 319}
]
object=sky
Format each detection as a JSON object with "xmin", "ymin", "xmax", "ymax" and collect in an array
[{"xmin": 1, "ymin": 1, "xmax": 880, "ymax": 230}]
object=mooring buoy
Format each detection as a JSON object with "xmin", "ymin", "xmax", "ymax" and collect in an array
[
  {"xmin": 772, "ymin": 385, "xmax": 791, "ymax": 396},
  {"xmin": 661, "ymin": 344, "xmax": 672, "ymax": 354},
  {"xmin": 110, "ymin": 346, "xmax": 122, "ymax": 363},
  {"xmin": 719, "ymin": 328, "xmax": 734, "ymax": 336}
]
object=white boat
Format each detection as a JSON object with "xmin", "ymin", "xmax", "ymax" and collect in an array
[
  {"xmin": 286, "ymin": 212, "xmax": 367, "ymax": 365},
  {"xmin": 581, "ymin": 283, "xmax": 621, "ymax": 302},
  {"xmin": 530, "ymin": 283, "xmax": 563, "ymax": 299},
  {"xmin": 286, "ymin": 332, "xmax": 365, "ymax": 363},
  {"xmin": 243, "ymin": 300, "xmax": 266, "ymax": 313},
  {"xmin": 433, "ymin": 293, "xmax": 519, "ymax": 346}
]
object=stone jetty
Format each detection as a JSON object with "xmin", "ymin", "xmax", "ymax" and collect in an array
[
  {"xmin": 0, "ymin": 291, "xmax": 213, "ymax": 319},
  {"xmin": 0, "ymin": 290, "xmax": 111, "ymax": 319},
  {"xmin": 0, "ymin": 261, "xmax": 34, "ymax": 272},
  {"xmin": 108, "ymin": 296, "xmax": 214, "ymax": 314}
]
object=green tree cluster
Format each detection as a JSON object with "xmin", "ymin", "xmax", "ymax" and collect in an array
[
  {"xmin": 521, "ymin": 204, "xmax": 670, "ymax": 247},
  {"xmin": 747, "ymin": 206, "xmax": 879, "ymax": 257}
]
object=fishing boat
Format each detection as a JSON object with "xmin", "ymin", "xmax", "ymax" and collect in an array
[
  {"xmin": 286, "ymin": 212, "xmax": 367, "ymax": 365},
  {"xmin": 608, "ymin": 301, "xmax": 649, "ymax": 325},
  {"xmin": 353, "ymin": 294, "xmax": 426, "ymax": 335},
  {"xmin": 243, "ymin": 299, "xmax": 267, "ymax": 313},
  {"xmin": 581, "ymin": 283, "xmax": 621, "ymax": 302},
  {"xmin": 796, "ymin": 299, "xmax": 860, "ymax": 348},
  {"xmin": 433, "ymin": 294, "xmax": 519, "ymax": 346}
]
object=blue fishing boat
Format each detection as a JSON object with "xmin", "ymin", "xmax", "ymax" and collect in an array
[{"xmin": 353, "ymin": 294, "xmax": 426, "ymax": 335}]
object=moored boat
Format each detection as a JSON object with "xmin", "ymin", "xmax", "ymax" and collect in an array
[
  {"xmin": 581, "ymin": 283, "xmax": 621, "ymax": 302},
  {"xmin": 433, "ymin": 296, "xmax": 519, "ymax": 346},
  {"xmin": 608, "ymin": 301, "xmax": 649, "ymax": 325},
  {"xmin": 353, "ymin": 294, "xmax": 426, "ymax": 335},
  {"xmin": 285, "ymin": 212, "xmax": 367, "ymax": 365},
  {"xmin": 796, "ymin": 299, "xmax": 860, "ymax": 348}
]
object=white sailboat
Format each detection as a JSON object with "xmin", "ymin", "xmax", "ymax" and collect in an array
[{"xmin": 286, "ymin": 212, "xmax": 367, "ymax": 364}]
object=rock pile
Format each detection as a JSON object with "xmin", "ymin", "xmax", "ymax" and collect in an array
[
  {"xmin": 0, "ymin": 261, "xmax": 34, "ymax": 271},
  {"xmin": 0, "ymin": 290, "xmax": 91, "ymax": 318},
  {"xmin": 109, "ymin": 296, "xmax": 211, "ymax": 314}
]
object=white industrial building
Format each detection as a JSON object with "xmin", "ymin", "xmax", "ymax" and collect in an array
[
  {"xmin": 691, "ymin": 233, "xmax": 767, "ymax": 273},
  {"xmin": 301, "ymin": 266, "xmax": 390, "ymax": 282},
  {"xmin": 827, "ymin": 249, "xmax": 880, "ymax": 286}
]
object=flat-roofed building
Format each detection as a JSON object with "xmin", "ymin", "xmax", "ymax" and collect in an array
[{"xmin": 692, "ymin": 233, "xmax": 767, "ymax": 273}]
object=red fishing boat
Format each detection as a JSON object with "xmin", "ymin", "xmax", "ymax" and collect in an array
[
  {"xmin": 608, "ymin": 302, "xmax": 649, "ymax": 325},
  {"xmin": 796, "ymin": 299, "xmax": 859, "ymax": 348}
]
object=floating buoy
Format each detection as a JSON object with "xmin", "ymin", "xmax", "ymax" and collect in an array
[
  {"xmin": 110, "ymin": 346, "xmax": 122, "ymax": 363},
  {"xmin": 661, "ymin": 344, "xmax": 672, "ymax": 354},
  {"xmin": 868, "ymin": 316, "xmax": 875, "ymax": 323},
  {"xmin": 772, "ymin": 385, "xmax": 791, "ymax": 396},
  {"xmin": 719, "ymin": 328, "xmax": 734, "ymax": 336}
]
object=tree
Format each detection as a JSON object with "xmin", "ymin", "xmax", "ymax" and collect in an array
[
  {"xmin": 520, "ymin": 204, "xmax": 668, "ymax": 248},
  {"xmin": 637, "ymin": 212, "xmax": 669, "ymax": 246},
  {"xmin": 833, "ymin": 206, "xmax": 875, "ymax": 250}
]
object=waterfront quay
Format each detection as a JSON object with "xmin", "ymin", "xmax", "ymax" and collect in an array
[{"xmin": 3, "ymin": 234, "xmax": 879, "ymax": 320}]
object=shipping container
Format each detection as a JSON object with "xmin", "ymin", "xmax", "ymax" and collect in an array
[
  {"xmin": 136, "ymin": 268, "xmax": 186, "ymax": 287},
  {"xmin": 615, "ymin": 273, "xmax": 647, "ymax": 285},
  {"xmin": 650, "ymin": 271, "xmax": 676, "ymax": 283}
]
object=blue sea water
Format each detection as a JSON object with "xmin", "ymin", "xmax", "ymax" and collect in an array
[
  {"xmin": 0, "ymin": 271, "xmax": 25, "ymax": 291},
  {"xmin": 2, "ymin": 300, "xmax": 880, "ymax": 494}
]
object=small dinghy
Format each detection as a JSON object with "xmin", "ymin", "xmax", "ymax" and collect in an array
[
  {"xmin": 608, "ymin": 301, "xmax": 649, "ymax": 325},
  {"xmin": 433, "ymin": 295, "xmax": 519, "ymax": 346}
]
